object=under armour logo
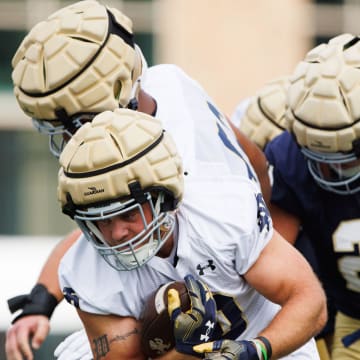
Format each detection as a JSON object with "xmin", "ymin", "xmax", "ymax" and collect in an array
[
  {"xmin": 63, "ymin": 287, "xmax": 80, "ymax": 308},
  {"xmin": 149, "ymin": 338, "xmax": 172, "ymax": 355},
  {"xmin": 200, "ymin": 320, "xmax": 215, "ymax": 342},
  {"xmin": 197, "ymin": 260, "xmax": 216, "ymax": 275}
]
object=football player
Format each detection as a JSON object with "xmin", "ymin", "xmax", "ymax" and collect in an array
[
  {"xmin": 54, "ymin": 107, "xmax": 325, "ymax": 359},
  {"xmin": 5, "ymin": 1, "xmax": 270, "ymax": 359},
  {"xmin": 232, "ymin": 77, "xmax": 336, "ymax": 360},
  {"xmin": 265, "ymin": 33, "xmax": 360, "ymax": 359}
]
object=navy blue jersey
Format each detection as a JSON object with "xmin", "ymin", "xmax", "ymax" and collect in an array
[{"xmin": 265, "ymin": 131, "xmax": 360, "ymax": 319}]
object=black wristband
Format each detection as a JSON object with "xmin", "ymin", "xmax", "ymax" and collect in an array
[
  {"xmin": 255, "ymin": 336, "xmax": 272, "ymax": 359},
  {"xmin": 7, "ymin": 284, "xmax": 58, "ymax": 324}
]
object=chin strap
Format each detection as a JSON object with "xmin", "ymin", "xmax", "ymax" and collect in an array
[{"xmin": 7, "ymin": 284, "xmax": 58, "ymax": 324}]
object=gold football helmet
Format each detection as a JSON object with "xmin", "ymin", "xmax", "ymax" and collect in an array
[
  {"xmin": 58, "ymin": 109, "xmax": 183, "ymax": 271},
  {"xmin": 287, "ymin": 33, "xmax": 360, "ymax": 194},
  {"xmin": 235, "ymin": 77, "xmax": 289, "ymax": 150},
  {"xmin": 12, "ymin": 0, "xmax": 146, "ymax": 157}
]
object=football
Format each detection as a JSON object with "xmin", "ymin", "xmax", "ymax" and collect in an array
[{"xmin": 140, "ymin": 281, "xmax": 191, "ymax": 358}]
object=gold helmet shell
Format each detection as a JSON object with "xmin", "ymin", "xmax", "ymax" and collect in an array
[
  {"xmin": 58, "ymin": 108, "xmax": 183, "ymax": 211},
  {"xmin": 239, "ymin": 77, "xmax": 290, "ymax": 149},
  {"xmin": 12, "ymin": 0, "xmax": 145, "ymax": 122},
  {"xmin": 286, "ymin": 33, "xmax": 360, "ymax": 154}
]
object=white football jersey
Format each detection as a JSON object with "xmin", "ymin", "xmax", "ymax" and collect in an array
[
  {"xmin": 59, "ymin": 173, "xmax": 272, "ymax": 323},
  {"xmin": 58, "ymin": 65, "xmax": 319, "ymax": 359}
]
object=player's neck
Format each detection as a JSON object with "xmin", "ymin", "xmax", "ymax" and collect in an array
[{"xmin": 138, "ymin": 89, "xmax": 157, "ymax": 116}]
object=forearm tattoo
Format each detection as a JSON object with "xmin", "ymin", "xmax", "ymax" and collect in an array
[
  {"xmin": 93, "ymin": 334, "xmax": 110, "ymax": 359},
  {"xmin": 92, "ymin": 328, "xmax": 140, "ymax": 359}
]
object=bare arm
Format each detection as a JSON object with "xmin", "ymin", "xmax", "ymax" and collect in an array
[
  {"xmin": 78, "ymin": 309, "xmax": 197, "ymax": 360},
  {"xmin": 228, "ymin": 119, "xmax": 271, "ymax": 205},
  {"xmin": 37, "ymin": 228, "xmax": 81, "ymax": 300},
  {"xmin": 78, "ymin": 310, "xmax": 147, "ymax": 360},
  {"xmin": 269, "ymin": 203, "xmax": 300, "ymax": 245},
  {"xmin": 245, "ymin": 229, "xmax": 327, "ymax": 359}
]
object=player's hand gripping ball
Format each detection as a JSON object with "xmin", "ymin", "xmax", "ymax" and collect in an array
[
  {"xmin": 140, "ymin": 280, "xmax": 191, "ymax": 358},
  {"xmin": 168, "ymin": 274, "xmax": 217, "ymax": 357},
  {"xmin": 140, "ymin": 275, "xmax": 217, "ymax": 358}
]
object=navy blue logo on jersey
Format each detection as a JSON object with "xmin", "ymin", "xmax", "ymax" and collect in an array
[
  {"xmin": 63, "ymin": 287, "xmax": 80, "ymax": 308},
  {"xmin": 197, "ymin": 260, "xmax": 216, "ymax": 275},
  {"xmin": 256, "ymin": 193, "xmax": 271, "ymax": 232}
]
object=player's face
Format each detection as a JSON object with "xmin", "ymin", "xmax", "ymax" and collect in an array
[
  {"xmin": 302, "ymin": 147, "xmax": 360, "ymax": 194},
  {"xmin": 74, "ymin": 194, "xmax": 176, "ymax": 270},
  {"xmin": 329, "ymin": 158, "xmax": 360, "ymax": 178},
  {"xmin": 318, "ymin": 158, "xmax": 360, "ymax": 180},
  {"xmin": 96, "ymin": 202, "xmax": 153, "ymax": 247}
]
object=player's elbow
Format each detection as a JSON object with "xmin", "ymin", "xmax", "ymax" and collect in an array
[
  {"xmin": 309, "ymin": 284, "xmax": 328, "ymax": 338},
  {"xmin": 292, "ymin": 273, "xmax": 328, "ymax": 339},
  {"xmin": 319, "ymin": 308, "xmax": 328, "ymax": 336},
  {"xmin": 314, "ymin": 294, "xmax": 328, "ymax": 337}
]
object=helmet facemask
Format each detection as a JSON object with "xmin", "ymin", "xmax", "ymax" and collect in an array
[
  {"xmin": 301, "ymin": 147, "xmax": 360, "ymax": 195},
  {"xmin": 32, "ymin": 113, "xmax": 95, "ymax": 158},
  {"xmin": 73, "ymin": 191, "xmax": 175, "ymax": 271}
]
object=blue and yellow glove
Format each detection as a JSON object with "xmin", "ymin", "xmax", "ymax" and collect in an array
[
  {"xmin": 193, "ymin": 338, "xmax": 272, "ymax": 360},
  {"xmin": 168, "ymin": 274, "xmax": 217, "ymax": 356}
]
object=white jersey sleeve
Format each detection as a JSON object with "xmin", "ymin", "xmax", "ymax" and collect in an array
[
  {"xmin": 177, "ymin": 174, "xmax": 273, "ymax": 277},
  {"xmin": 143, "ymin": 65, "xmax": 260, "ymax": 189}
]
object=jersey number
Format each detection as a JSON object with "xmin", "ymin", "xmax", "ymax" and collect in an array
[
  {"xmin": 333, "ymin": 220, "xmax": 360, "ymax": 292},
  {"xmin": 213, "ymin": 293, "xmax": 247, "ymax": 339}
]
